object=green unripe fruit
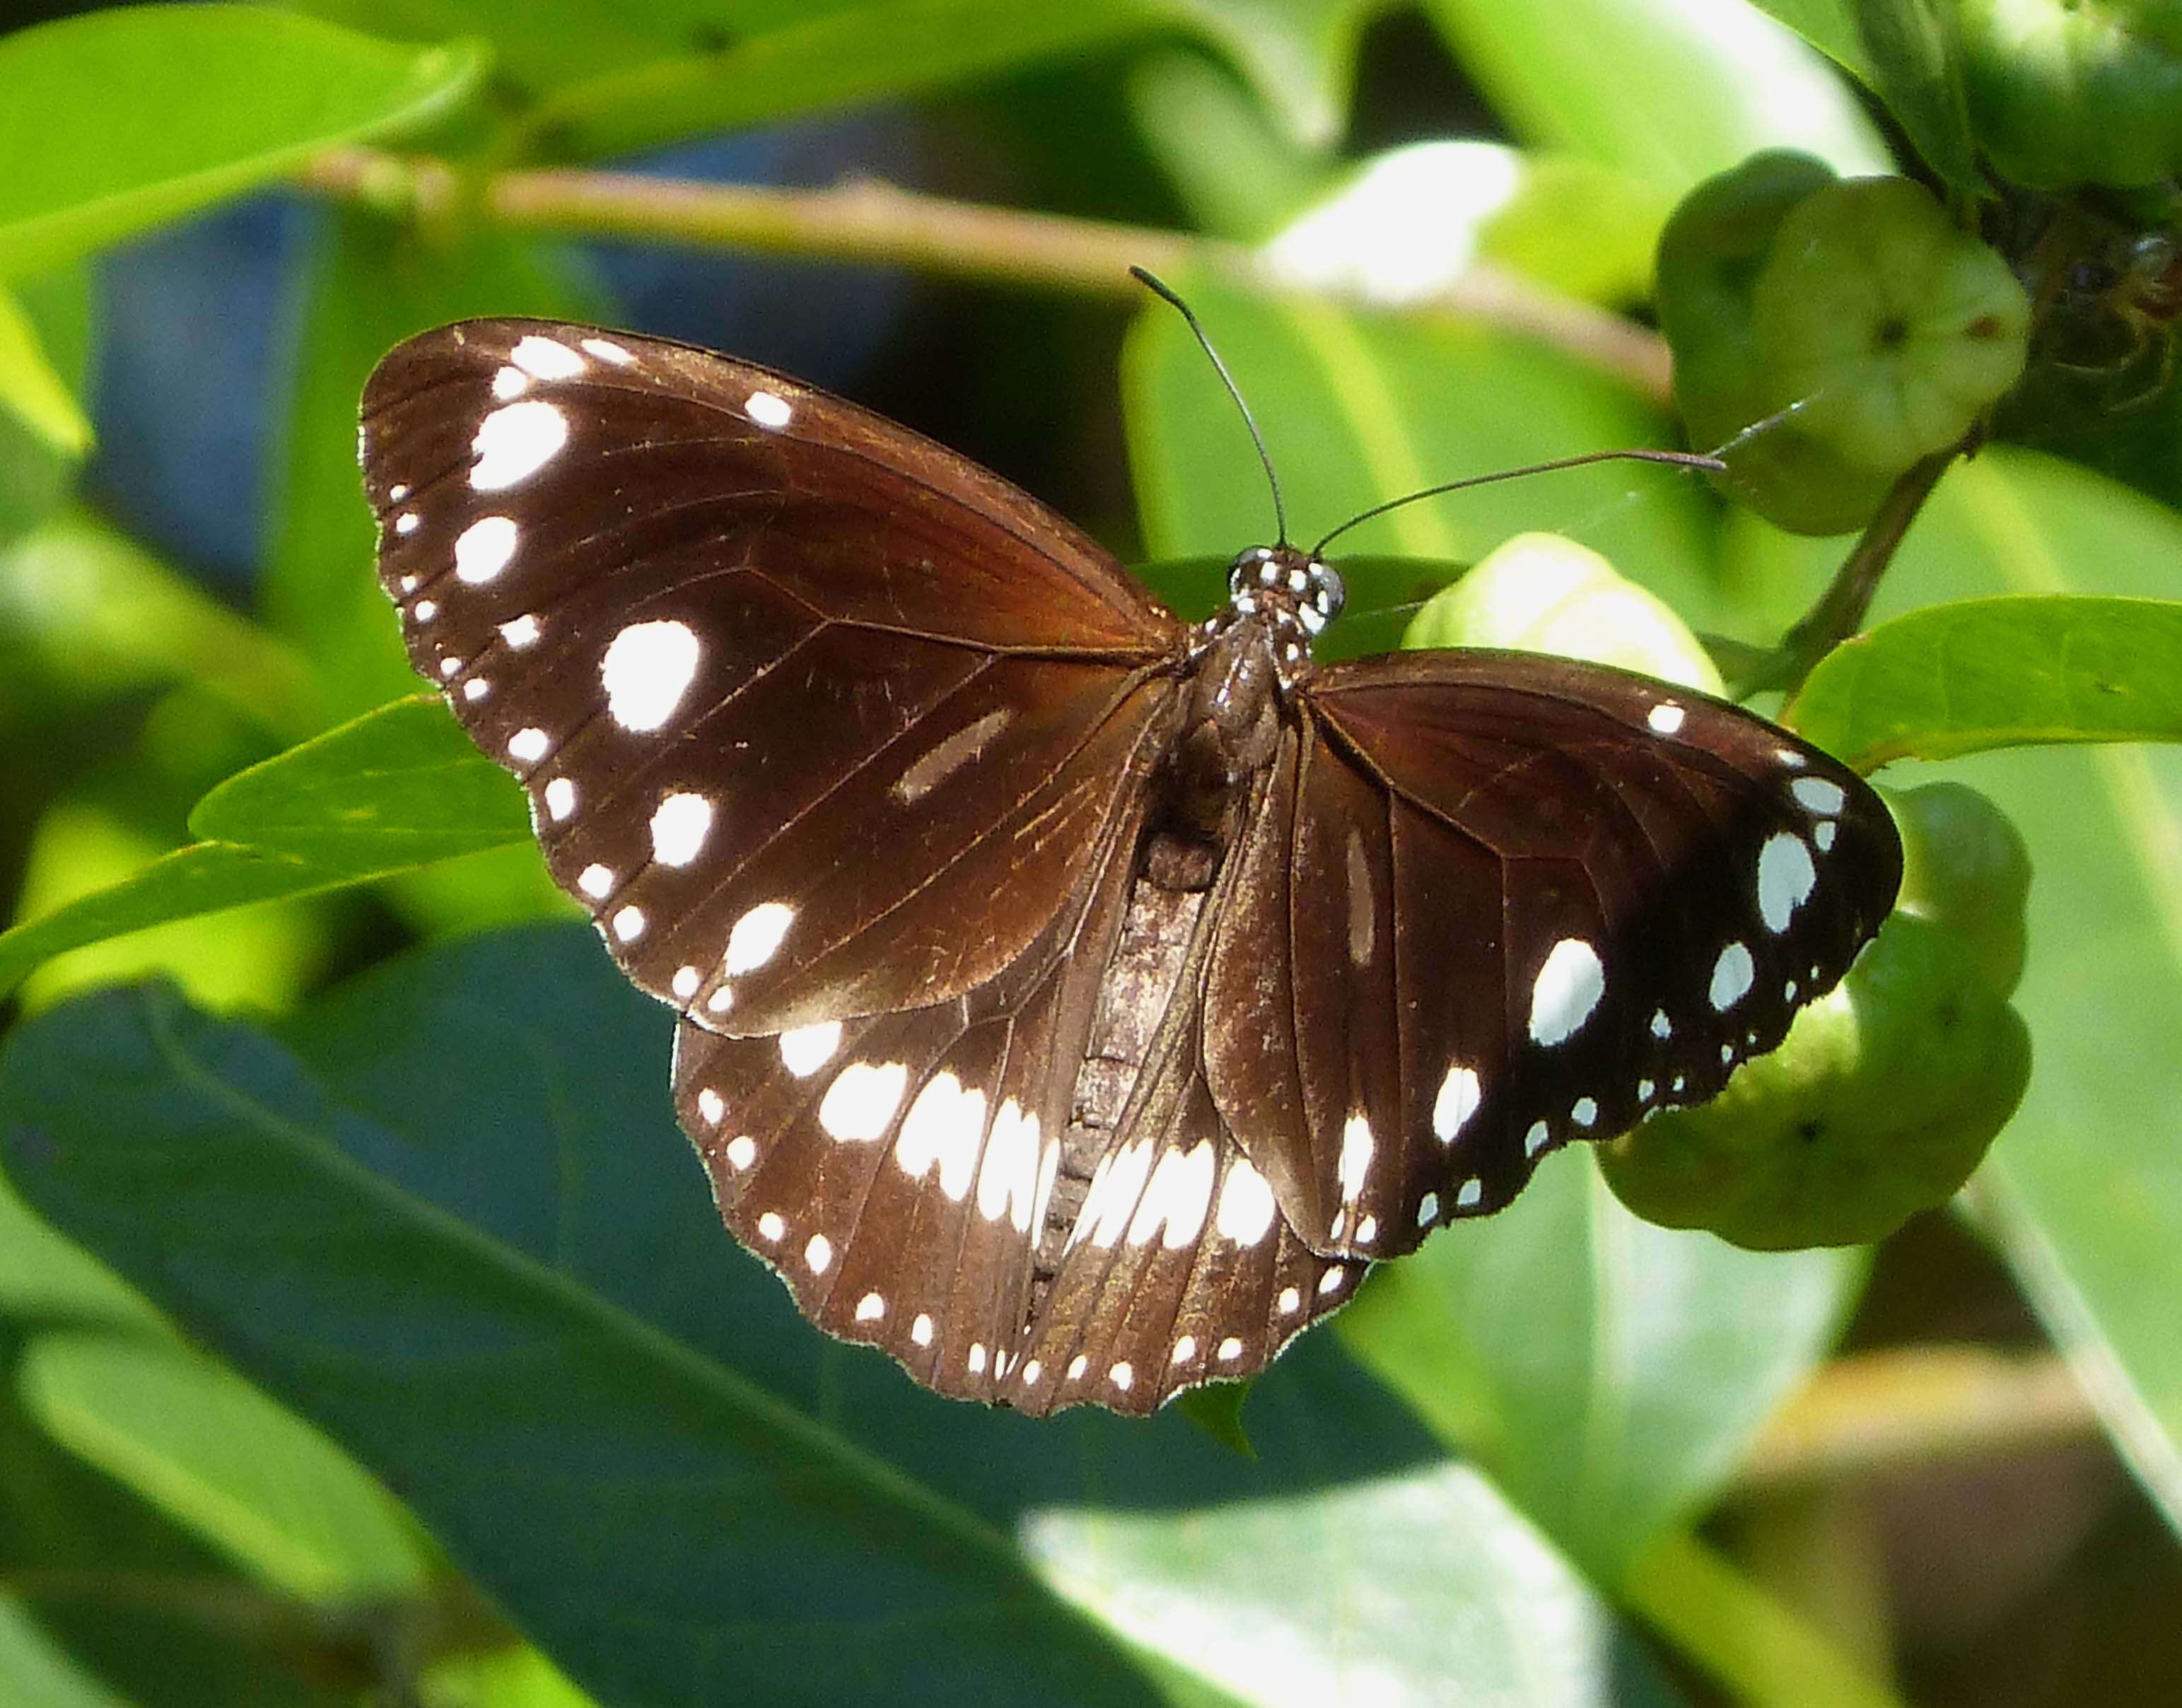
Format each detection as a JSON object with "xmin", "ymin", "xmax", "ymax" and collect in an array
[
  {"xmin": 1600, "ymin": 913, "xmax": 2031, "ymax": 1249},
  {"xmin": 1657, "ymin": 151, "xmax": 1896, "ymax": 535},
  {"xmin": 1884, "ymin": 780, "xmax": 2033, "ymax": 996},
  {"xmin": 1404, "ymin": 532, "xmax": 1721, "ymax": 691},
  {"xmin": 1751, "ymin": 177, "xmax": 2030, "ymax": 475},
  {"xmin": 1955, "ymin": 0, "xmax": 2182, "ymax": 189}
]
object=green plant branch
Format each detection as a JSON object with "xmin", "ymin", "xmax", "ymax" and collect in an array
[
  {"xmin": 1736, "ymin": 1346, "xmax": 2096, "ymax": 1492},
  {"xmin": 294, "ymin": 146, "xmax": 1674, "ymax": 404},
  {"xmin": 1742, "ymin": 447, "xmax": 1959, "ymax": 705}
]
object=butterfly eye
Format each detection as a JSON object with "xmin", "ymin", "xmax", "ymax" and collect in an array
[{"xmin": 1306, "ymin": 558, "xmax": 1345, "ymax": 624}]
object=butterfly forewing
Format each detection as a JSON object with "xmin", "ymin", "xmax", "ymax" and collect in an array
[
  {"xmin": 360, "ymin": 319, "xmax": 1183, "ymax": 1034},
  {"xmin": 361, "ymin": 316, "xmax": 1904, "ymax": 1418},
  {"xmin": 1201, "ymin": 650, "xmax": 1901, "ymax": 1263}
]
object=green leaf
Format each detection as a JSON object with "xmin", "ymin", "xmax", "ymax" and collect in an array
[
  {"xmin": 0, "ymin": 700, "xmax": 528, "ymax": 997},
  {"xmin": 20, "ymin": 1335, "xmax": 431, "ymax": 1601},
  {"xmin": 0, "ymin": 288, "xmax": 92, "ymax": 456},
  {"xmin": 1786, "ymin": 595, "xmax": 2182, "ymax": 768},
  {"xmin": 0, "ymin": 268, "xmax": 93, "ymax": 548},
  {"xmin": 1840, "ymin": 0, "xmax": 1981, "ymax": 192},
  {"xmin": 0, "ymin": 508, "xmax": 320, "ymax": 737},
  {"xmin": 0, "ymin": 1603, "xmax": 132, "ymax": 1708},
  {"xmin": 0, "ymin": 7, "xmax": 487, "ymax": 279},
  {"xmin": 1121, "ymin": 277, "xmax": 1727, "ymax": 637},
  {"xmin": 1420, "ymin": 0, "xmax": 1891, "ymax": 199},
  {"xmin": 1741, "ymin": 0, "xmax": 1868, "ymax": 76},
  {"xmin": 1727, "ymin": 446, "xmax": 2182, "ymax": 1535},
  {"xmin": 1337, "ymin": 1152, "xmax": 1857, "ymax": 1582},
  {"xmin": 0, "ymin": 932, "xmax": 1691, "ymax": 1707},
  {"xmin": 1022, "ymin": 1461, "xmax": 1677, "ymax": 1704},
  {"xmin": 523, "ymin": 0, "xmax": 1149, "ymax": 161}
]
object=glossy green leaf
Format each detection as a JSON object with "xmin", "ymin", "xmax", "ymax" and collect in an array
[
  {"xmin": 1787, "ymin": 595, "xmax": 2182, "ymax": 768},
  {"xmin": 1420, "ymin": 0, "xmax": 1891, "ymax": 199},
  {"xmin": 1121, "ymin": 278, "xmax": 1727, "ymax": 638},
  {"xmin": 1727, "ymin": 447, "xmax": 2182, "ymax": 1534},
  {"xmin": 1022, "ymin": 1462, "xmax": 1678, "ymax": 1706},
  {"xmin": 1840, "ymin": 0, "xmax": 1980, "ymax": 191},
  {"xmin": 0, "ymin": 8, "xmax": 486, "ymax": 278},
  {"xmin": 13, "ymin": 800, "xmax": 331, "ymax": 1016},
  {"xmin": 0, "ymin": 700, "xmax": 527, "ymax": 997},
  {"xmin": 1337, "ymin": 1154, "xmax": 1857, "ymax": 1582},
  {"xmin": 21, "ymin": 1336, "xmax": 430, "ymax": 1601},
  {"xmin": 0, "ymin": 932, "xmax": 1691, "ymax": 1708}
]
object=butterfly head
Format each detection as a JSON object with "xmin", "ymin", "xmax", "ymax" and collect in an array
[{"xmin": 1223, "ymin": 542, "xmax": 1345, "ymax": 645}]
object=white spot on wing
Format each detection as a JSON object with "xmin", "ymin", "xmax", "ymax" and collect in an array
[
  {"xmin": 804, "ymin": 1234, "xmax": 832, "ymax": 1274},
  {"xmin": 696, "ymin": 1088, "xmax": 725, "ymax": 1124},
  {"xmin": 724, "ymin": 1135, "xmax": 756, "ymax": 1171},
  {"xmin": 600, "ymin": 619, "xmax": 700, "ymax": 732},
  {"xmin": 1525, "ymin": 1121, "xmax": 1551, "ymax": 1157},
  {"xmin": 968, "ymin": 1343, "xmax": 987, "ymax": 1375},
  {"xmin": 724, "ymin": 901, "xmax": 793, "ymax": 973},
  {"xmin": 491, "ymin": 365, "xmax": 528, "ymax": 400},
  {"xmin": 462, "ymin": 677, "xmax": 490, "ymax": 703},
  {"xmin": 975, "ymin": 1099, "xmax": 1041, "ymax": 1231},
  {"xmin": 508, "ymin": 727, "xmax": 549, "ymax": 764},
  {"xmin": 510, "ymin": 334, "xmax": 585, "ymax": 380},
  {"xmin": 1433, "ymin": 1064, "xmax": 1480, "ymax": 1142},
  {"xmin": 1757, "ymin": 831, "xmax": 1818, "ymax": 933},
  {"xmin": 580, "ymin": 337, "xmax": 634, "ymax": 365},
  {"xmin": 470, "ymin": 400, "xmax": 567, "ymax": 490},
  {"xmin": 819, "ymin": 1060, "xmax": 909, "ymax": 1142},
  {"xmin": 544, "ymin": 777, "xmax": 576, "ymax": 821},
  {"xmin": 910, "ymin": 1313, "xmax": 933, "ymax": 1347},
  {"xmin": 1126, "ymin": 1141, "xmax": 1215, "ymax": 1249},
  {"xmin": 1815, "ymin": 821, "xmax": 1838, "ymax": 852},
  {"xmin": 1085, "ymin": 1135, "xmax": 1155, "ymax": 1248},
  {"xmin": 1173, "ymin": 1335, "xmax": 1198, "ymax": 1364},
  {"xmin": 757, "ymin": 1212, "xmax": 784, "ymax": 1241},
  {"xmin": 611, "ymin": 905, "xmax": 645, "ymax": 942},
  {"xmin": 1572, "ymin": 1096, "xmax": 1598, "ymax": 1128},
  {"xmin": 778, "ymin": 1019, "xmax": 842, "ymax": 1078},
  {"xmin": 671, "ymin": 965, "xmax": 699, "ymax": 1000},
  {"xmin": 1417, "ymin": 1191, "xmax": 1439, "ymax": 1227},
  {"xmin": 394, "ymin": 512, "xmax": 420, "ymax": 536},
  {"xmin": 1529, "ymin": 937, "xmax": 1606, "ymax": 1046},
  {"xmin": 499, "ymin": 613, "xmax": 541, "ymax": 648},
  {"xmin": 1110, "ymin": 1362, "xmax": 1133, "ymax": 1392},
  {"xmin": 576, "ymin": 863, "xmax": 614, "ymax": 900},
  {"xmin": 1710, "ymin": 940, "xmax": 1756, "ymax": 1010},
  {"xmin": 1648, "ymin": 701, "xmax": 1686, "ymax": 735},
  {"xmin": 648, "ymin": 792, "xmax": 714, "ymax": 867},
  {"xmin": 853, "ymin": 1292, "xmax": 885, "ymax": 1323},
  {"xmin": 1650, "ymin": 1010, "xmax": 1672, "ymax": 1039},
  {"xmin": 1213, "ymin": 1157, "xmax": 1278, "ymax": 1246},
  {"xmin": 1792, "ymin": 776, "xmax": 1847, "ymax": 817},
  {"xmin": 895, "ymin": 1072, "xmax": 986, "ymax": 1202},
  {"xmin": 1338, "ymin": 1112, "xmax": 1375, "ymax": 1203},
  {"xmin": 453, "ymin": 517, "xmax": 517, "ymax": 593},
  {"xmin": 745, "ymin": 389, "xmax": 793, "ymax": 429},
  {"xmin": 1457, "ymin": 1178, "xmax": 1483, "ymax": 1209},
  {"xmin": 1216, "ymin": 1337, "xmax": 1244, "ymax": 1363}
]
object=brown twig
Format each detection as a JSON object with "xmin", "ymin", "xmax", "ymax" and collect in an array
[{"xmin": 296, "ymin": 147, "xmax": 1674, "ymax": 403}]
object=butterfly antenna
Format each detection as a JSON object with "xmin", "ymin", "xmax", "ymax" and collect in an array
[
  {"xmin": 1310, "ymin": 448, "xmax": 1725, "ymax": 557},
  {"xmin": 1130, "ymin": 267, "xmax": 1289, "ymax": 545}
]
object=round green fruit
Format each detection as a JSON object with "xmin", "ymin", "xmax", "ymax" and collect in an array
[
  {"xmin": 1659, "ymin": 152, "xmax": 1898, "ymax": 536},
  {"xmin": 1751, "ymin": 177, "xmax": 2029, "ymax": 475},
  {"xmin": 1884, "ymin": 780, "xmax": 2032, "ymax": 996},
  {"xmin": 1599, "ymin": 913, "xmax": 2031, "ymax": 1250},
  {"xmin": 1955, "ymin": 0, "xmax": 2182, "ymax": 189}
]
